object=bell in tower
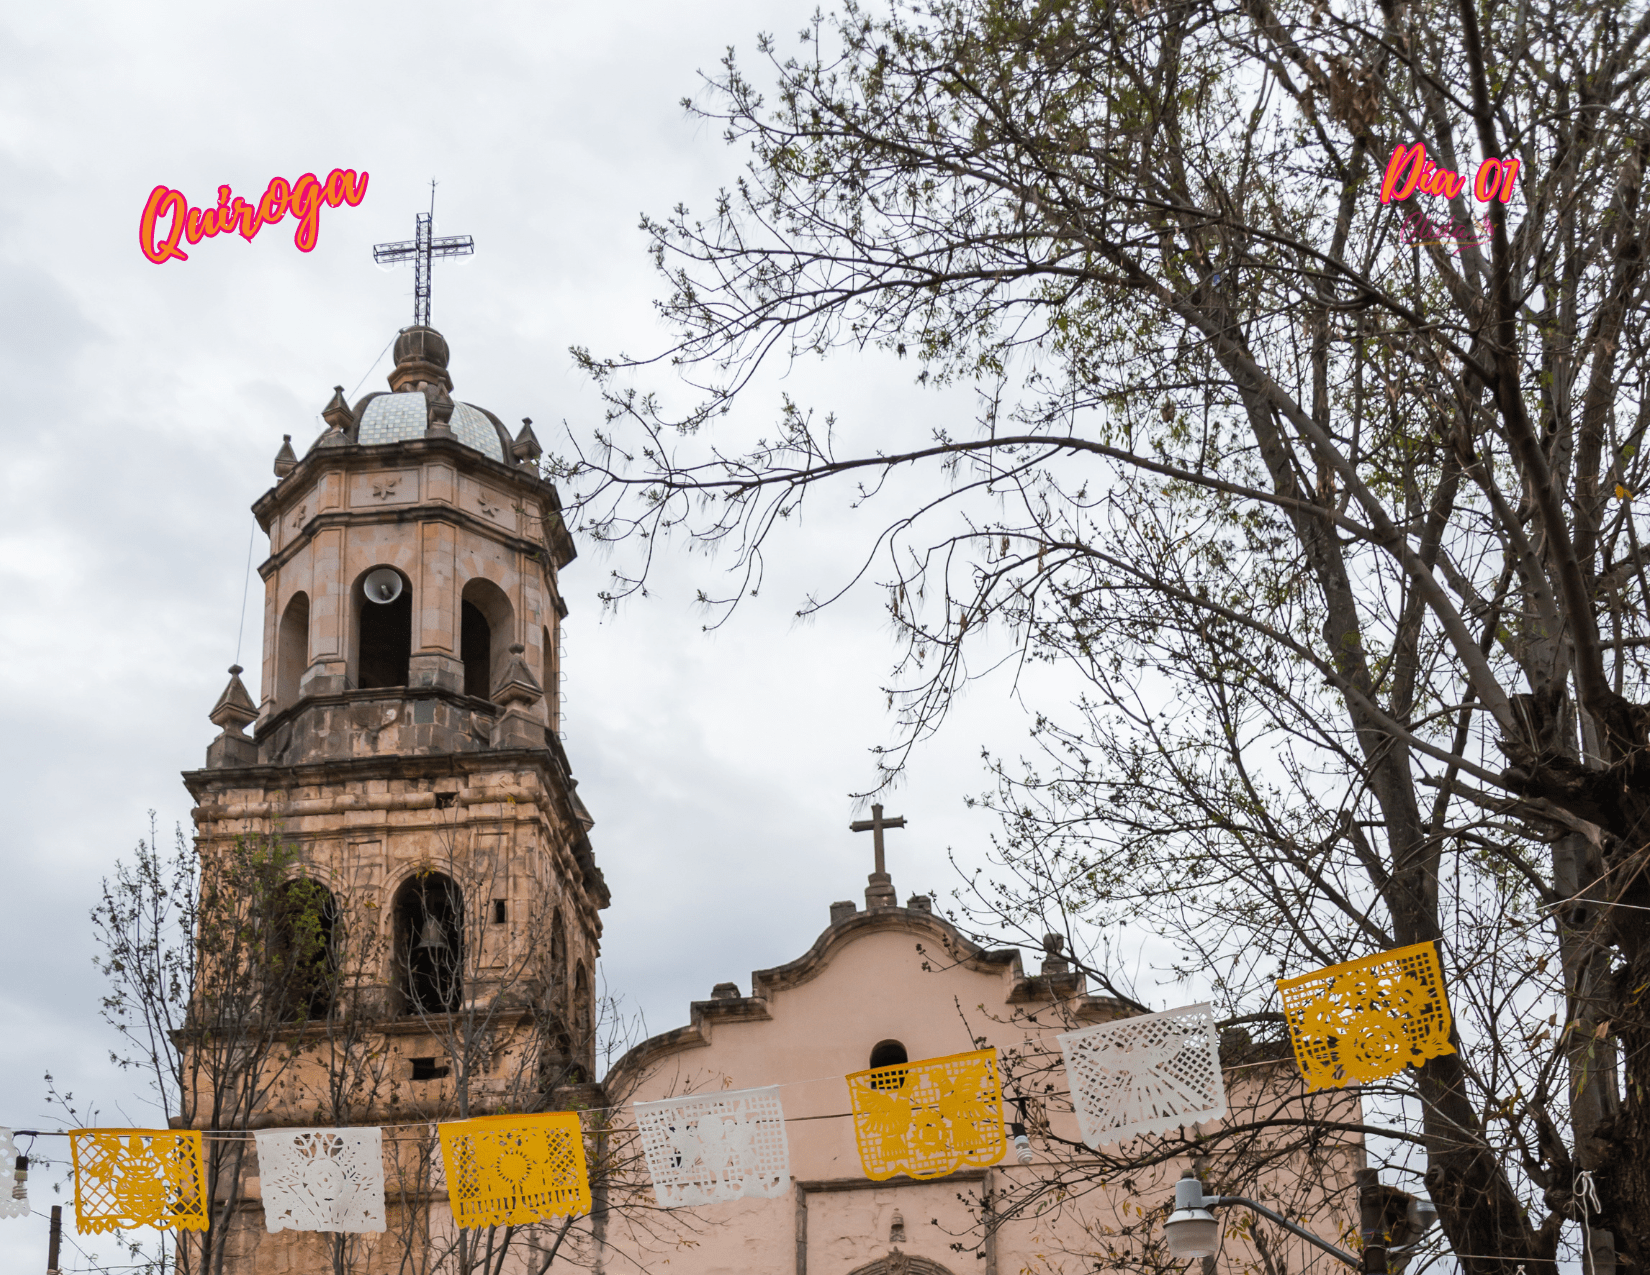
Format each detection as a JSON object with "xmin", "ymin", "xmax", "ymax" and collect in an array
[{"xmin": 181, "ymin": 307, "xmax": 605, "ymax": 1269}]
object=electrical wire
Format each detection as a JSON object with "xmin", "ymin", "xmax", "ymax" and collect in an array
[
  {"xmin": 232, "ymin": 520, "xmax": 255, "ymax": 669},
  {"xmin": 346, "ymin": 333, "xmax": 399, "ymax": 404},
  {"xmin": 7, "ymin": 1040, "xmax": 1290, "ymax": 1142}
]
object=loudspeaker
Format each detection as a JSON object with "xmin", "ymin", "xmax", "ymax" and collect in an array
[{"xmin": 364, "ymin": 568, "xmax": 403, "ymax": 604}]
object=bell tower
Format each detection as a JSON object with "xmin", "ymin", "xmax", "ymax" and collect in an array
[{"xmin": 181, "ymin": 324, "xmax": 607, "ymax": 1270}]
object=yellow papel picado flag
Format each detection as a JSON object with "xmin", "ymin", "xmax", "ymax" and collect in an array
[
  {"xmin": 70, "ymin": 1129, "xmax": 209, "ymax": 1234},
  {"xmin": 846, "ymin": 1048, "xmax": 1006, "ymax": 1181},
  {"xmin": 1277, "ymin": 941, "xmax": 1455, "ymax": 1091},
  {"xmin": 438, "ymin": 1112, "xmax": 590, "ymax": 1229}
]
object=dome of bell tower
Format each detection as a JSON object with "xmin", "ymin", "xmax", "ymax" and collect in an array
[{"xmin": 337, "ymin": 325, "xmax": 514, "ymax": 461}]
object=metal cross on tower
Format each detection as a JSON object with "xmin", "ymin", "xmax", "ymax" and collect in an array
[{"xmin": 372, "ymin": 181, "xmax": 474, "ymax": 328}]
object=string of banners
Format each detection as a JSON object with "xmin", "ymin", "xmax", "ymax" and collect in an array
[{"xmin": 2, "ymin": 941, "xmax": 1450, "ymax": 1232}]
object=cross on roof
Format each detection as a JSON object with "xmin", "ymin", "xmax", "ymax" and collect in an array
[
  {"xmin": 850, "ymin": 803, "xmax": 907, "ymax": 877},
  {"xmin": 372, "ymin": 180, "xmax": 474, "ymax": 328}
]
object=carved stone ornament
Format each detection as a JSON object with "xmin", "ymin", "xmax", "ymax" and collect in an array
[
  {"xmin": 0, "ymin": 1128, "xmax": 27, "ymax": 1219},
  {"xmin": 423, "ymin": 381, "xmax": 456, "ymax": 435},
  {"xmin": 634, "ymin": 1086, "xmax": 790, "ymax": 1207},
  {"xmin": 1276, "ymin": 941, "xmax": 1455, "ymax": 1091},
  {"xmin": 273, "ymin": 434, "xmax": 298, "ymax": 479},
  {"xmin": 254, "ymin": 1126, "xmax": 387, "ymax": 1234},
  {"xmin": 846, "ymin": 1048, "xmax": 1005, "ymax": 1181},
  {"xmin": 208, "ymin": 665, "xmax": 259, "ymax": 735},
  {"xmin": 370, "ymin": 477, "xmax": 399, "ymax": 500},
  {"xmin": 492, "ymin": 643, "xmax": 543, "ymax": 709},
  {"xmin": 321, "ymin": 385, "xmax": 354, "ymax": 434},
  {"xmin": 511, "ymin": 417, "xmax": 543, "ymax": 465},
  {"xmin": 1058, "ymin": 1002, "xmax": 1228, "ymax": 1149}
]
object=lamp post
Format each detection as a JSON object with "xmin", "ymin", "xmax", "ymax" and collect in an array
[{"xmin": 1163, "ymin": 1169, "xmax": 1375, "ymax": 1271}]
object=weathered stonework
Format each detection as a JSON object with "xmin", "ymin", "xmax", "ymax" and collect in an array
[{"xmin": 183, "ymin": 327, "xmax": 601, "ymax": 1273}]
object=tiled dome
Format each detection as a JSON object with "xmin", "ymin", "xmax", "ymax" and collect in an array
[{"xmin": 355, "ymin": 392, "xmax": 508, "ymax": 461}]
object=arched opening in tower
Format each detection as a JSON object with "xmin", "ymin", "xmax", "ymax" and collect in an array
[
  {"xmin": 543, "ymin": 908, "xmax": 574, "ymax": 1074},
  {"xmin": 574, "ymin": 961, "xmax": 593, "ymax": 1071},
  {"xmin": 551, "ymin": 909, "xmax": 568, "ymax": 1009},
  {"xmin": 357, "ymin": 575, "xmax": 412, "ymax": 689},
  {"xmin": 270, "ymin": 877, "xmax": 338, "ymax": 1022},
  {"xmin": 461, "ymin": 600, "xmax": 491, "ymax": 698},
  {"xmin": 460, "ymin": 576, "xmax": 515, "ymax": 704},
  {"xmin": 277, "ymin": 591, "xmax": 310, "ymax": 707},
  {"xmin": 395, "ymin": 873, "xmax": 464, "ymax": 1015}
]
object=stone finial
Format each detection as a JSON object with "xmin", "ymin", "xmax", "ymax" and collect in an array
[
  {"xmin": 829, "ymin": 900, "xmax": 857, "ymax": 926},
  {"xmin": 511, "ymin": 417, "xmax": 543, "ymax": 466},
  {"xmin": 388, "ymin": 325, "xmax": 453, "ymax": 393},
  {"xmin": 865, "ymin": 871, "xmax": 897, "ymax": 910},
  {"xmin": 710, "ymin": 982, "xmax": 739, "ymax": 1000},
  {"xmin": 491, "ymin": 643, "xmax": 543, "ymax": 708},
  {"xmin": 906, "ymin": 893, "xmax": 932, "ymax": 913},
  {"xmin": 322, "ymin": 385, "xmax": 353, "ymax": 434},
  {"xmin": 423, "ymin": 381, "xmax": 455, "ymax": 436},
  {"xmin": 273, "ymin": 434, "xmax": 297, "ymax": 478},
  {"xmin": 209, "ymin": 665, "xmax": 259, "ymax": 736},
  {"xmin": 315, "ymin": 410, "xmax": 350, "ymax": 450},
  {"xmin": 1040, "ymin": 931, "xmax": 1069, "ymax": 975}
]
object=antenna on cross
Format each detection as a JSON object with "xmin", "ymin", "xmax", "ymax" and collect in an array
[
  {"xmin": 372, "ymin": 180, "xmax": 474, "ymax": 328},
  {"xmin": 850, "ymin": 803, "xmax": 906, "ymax": 910}
]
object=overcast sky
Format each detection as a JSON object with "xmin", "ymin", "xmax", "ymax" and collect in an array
[{"xmin": 0, "ymin": 3, "xmax": 1182, "ymax": 1266}]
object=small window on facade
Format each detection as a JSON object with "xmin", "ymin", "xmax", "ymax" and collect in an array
[
  {"xmin": 869, "ymin": 1039, "xmax": 909, "ymax": 1070},
  {"xmin": 492, "ymin": 899, "xmax": 507, "ymax": 924},
  {"xmin": 434, "ymin": 792, "xmax": 457, "ymax": 810},
  {"xmin": 410, "ymin": 1056, "xmax": 450, "ymax": 1081}
]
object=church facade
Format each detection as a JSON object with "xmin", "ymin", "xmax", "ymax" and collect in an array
[{"xmin": 600, "ymin": 865, "xmax": 1366, "ymax": 1275}]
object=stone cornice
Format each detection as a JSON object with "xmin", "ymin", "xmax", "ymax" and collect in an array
[
  {"xmin": 604, "ymin": 906, "xmax": 1142, "ymax": 1092},
  {"xmin": 258, "ymin": 505, "xmax": 571, "ymax": 593},
  {"xmin": 183, "ymin": 745, "xmax": 564, "ymax": 801},
  {"xmin": 183, "ymin": 745, "xmax": 609, "ymax": 910},
  {"xmin": 749, "ymin": 907, "xmax": 1019, "ymax": 999},
  {"xmin": 250, "ymin": 684, "xmax": 500, "ymax": 743},
  {"xmin": 604, "ymin": 907, "xmax": 1021, "ymax": 1092},
  {"xmin": 602, "ymin": 997, "xmax": 775, "ymax": 1094},
  {"xmin": 253, "ymin": 436, "xmax": 576, "ymax": 569}
]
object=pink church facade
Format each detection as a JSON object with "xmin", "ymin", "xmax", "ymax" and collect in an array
[{"xmin": 600, "ymin": 881, "xmax": 1365, "ymax": 1275}]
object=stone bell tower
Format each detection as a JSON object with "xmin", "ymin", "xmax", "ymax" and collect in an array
[{"xmin": 181, "ymin": 325, "xmax": 607, "ymax": 1268}]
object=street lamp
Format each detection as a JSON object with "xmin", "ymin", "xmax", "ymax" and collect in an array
[{"xmin": 1164, "ymin": 1169, "xmax": 1368, "ymax": 1269}]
